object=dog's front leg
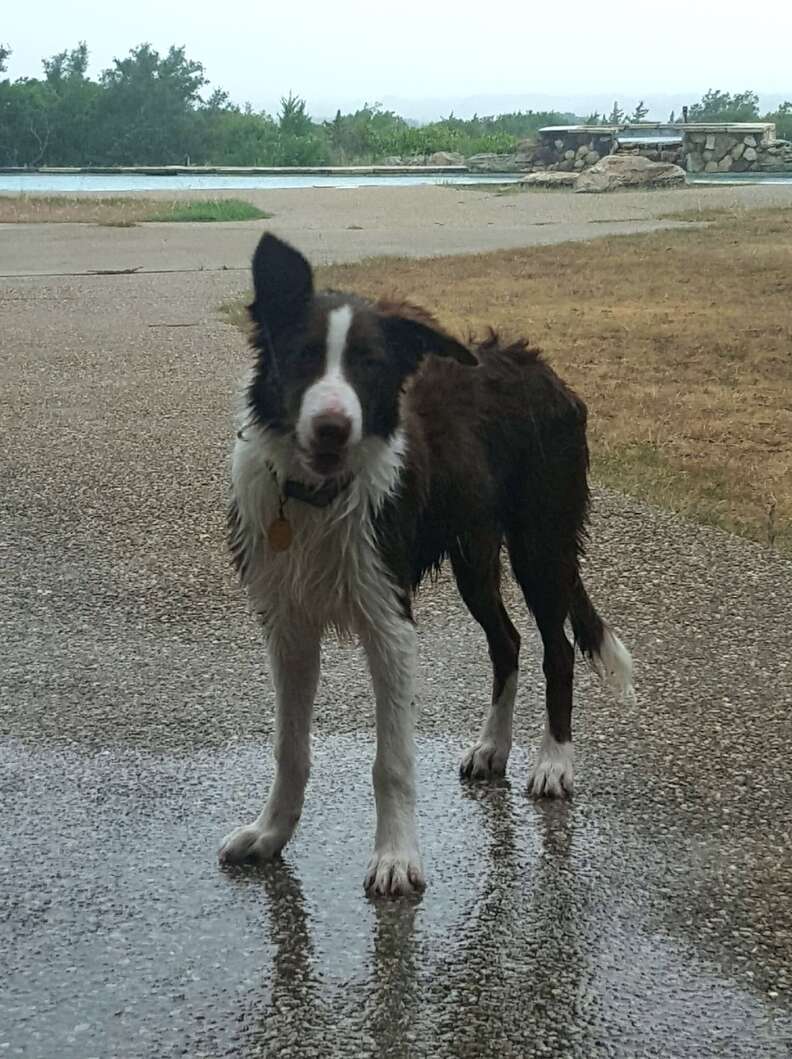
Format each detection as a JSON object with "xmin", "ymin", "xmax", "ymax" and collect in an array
[
  {"xmin": 219, "ymin": 623, "xmax": 320, "ymax": 866},
  {"xmin": 361, "ymin": 614, "xmax": 425, "ymax": 897}
]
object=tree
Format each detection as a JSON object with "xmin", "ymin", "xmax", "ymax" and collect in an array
[
  {"xmin": 629, "ymin": 100, "xmax": 649, "ymax": 123},
  {"xmin": 689, "ymin": 89, "xmax": 760, "ymax": 122},
  {"xmin": 607, "ymin": 101, "xmax": 625, "ymax": 125},
  {"xmin": 39, "ymin": 42, "xmax": 100, "ymax": 164},
  {"xmin": 278, "ymin": 92, "xmax": 312, "ymax": 137},
  {"xmin": 0, "ymin": 43, "xmax": 10, "ymax": 74},
  {"xmin": 770, "ymin": 100, "xmax": 792, "ymax": 141},
  {"xmin": 96, "ymin": 43, "xmax": 207, "ymax": 164}
]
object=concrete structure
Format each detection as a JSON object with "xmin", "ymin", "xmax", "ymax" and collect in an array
[{"xmin": 531, "ymin": 122, "xmax": 791, "ymax": 176}]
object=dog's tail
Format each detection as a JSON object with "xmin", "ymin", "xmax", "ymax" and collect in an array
[{"xmin": 569, "ymin": 578, "xmax": 635, "ymax": 703}]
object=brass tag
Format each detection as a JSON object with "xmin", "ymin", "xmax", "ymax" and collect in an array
[{"xmin": 268, "ymin": 517, "xmax": 293, "ymax": 553}]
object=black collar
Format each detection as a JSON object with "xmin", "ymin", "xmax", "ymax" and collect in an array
[{"xmin": 283, "ymin": 474, "xmax": 353, "ymax": 509}]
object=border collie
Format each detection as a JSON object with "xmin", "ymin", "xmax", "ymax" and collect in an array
[{"xmin": 219, "ymin": 234, "xmax": 634, "ymax": 897}]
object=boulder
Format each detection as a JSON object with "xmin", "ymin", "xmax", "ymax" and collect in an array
[
  {"xmin": 429, "ymin": 151, "xmax": 465, "ymax": 166},
  {"xmin": 718, "ymin": 154, "xmax": 733, "ymax": 172},
  {"xmin": 380, "ymin": 155, "xmax": 403, "ymax": 166},
  {"xmin": 704, "ymin": 161, "xmax": 719, "ymax": 173},
  {"xmin": 576, "ymin": 144, "xmax": 589, "ymax": 159},
  {"xmin": 743, "ymin": 147, "xmax": 758, "ymax": 162},
  {"xmin": 466, "ymin": 153, "xmax": 521, "ymax": 173},
  {"xmin": 731, "ymin": 141, "xmax": 745, "ymax": 160},
  {"xmin": 520, "ymin": 170, "xmax": 578, "ymax": 188},
  {"xmin": 575, "ymin": 154, "xmax": 686, "ymax": 193}
]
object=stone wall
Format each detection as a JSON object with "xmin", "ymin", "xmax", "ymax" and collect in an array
[
  {"xmin": 683, "ymin": 128, "xmax": 792, "ymax": 173},
  {"xmin": 614, "ymin": 143, "xmax": 684, "ymax": 166}
]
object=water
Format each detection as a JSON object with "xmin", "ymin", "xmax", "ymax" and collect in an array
[
  {"xmin": 688, "ymin": 171, "xmax": 792, "ymax": 186},
  {"xmin": 1, "ymin": 170, "xmax": 789, "ymax": 195},
  {"xmin": 0, "ymin": 171, "xmax": 522, "ymax": 194}
]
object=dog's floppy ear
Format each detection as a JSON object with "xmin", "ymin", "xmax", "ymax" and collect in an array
[
  {"xmin": 378, "ymin": 299, "xmax": 477, "ymax": 371},
  {"xmin": 249, "ymin": 233, "xmax": 314, "ymax": 334}
]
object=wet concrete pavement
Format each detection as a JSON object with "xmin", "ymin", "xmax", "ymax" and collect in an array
[{"xmin": 2, "ymin": 231, "xmax": 792, "ymax": 1058}]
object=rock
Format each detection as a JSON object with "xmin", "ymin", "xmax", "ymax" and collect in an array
[
  {"xmin": 713, "ymin": 134, "xmax": 736, "ymax": 158},
  {"xmin": 718, "ymin": 154, "xmax": 733, "ymax": 172},
  {"xmin": 704, "ymin": 161, "xmax": 719, "ymax": 173},
  {"xmin": 703, "ymin": 150, "xmax": 714, "ymax": 162},
  {"xmin": 380, "ymin": 156, "xmax": 403, "ymax": 166},
  {"xmin": 574, "ymin": 158, "xmax": 586, "ymax": 169},
  {"xmin": 705, "ymin": 134, "xmax": 716, "ymax": 150},
  {"xmin": 731, "ymin": 141, "xmax": 745, "ymax": 160},
  {"xmin": 429, "ymin": 151, "xmax": 465, "ymax": 166},
  {"xmin": 520, "ymin": 171, "xmax": 578, "ymax": 188},
  {"xmin": 554, "ymin": 139, "xmax": 564, "ymax": 150},
  {"xmin": 686, "ymin": 153, "xmax": 704, "ymax": 173},
  {"xmin": 466, "ymin": 153, "xmax": 520, "ymax": 173},
  {"xmin": 743, "ymin": 147, "xmax": 758, "ymax": 162},
  {"xmin": 575, "ymin": 154, "xmax": 686, "ymax": 192},
  {"xmin": 558, "ymin": 159, "xmax": 576, "ymax": 172},
  {"xmin": 690, "ymin": 132, "xmax": 707, "ymax": 144},
  {"xmin": 563, "ymin": 150, "xmax": 575, "ymax": 161},
  {"xmin": 731, "ymin": 158, "xmax": 750, "ymax": 173},
  {"xmin": 576, "ymin": 144, "xmax": 589, "ymax": 159},
  {"xmin": 586, "ymin": 150, "xmax": 600, "ymax": 164},
  {"xmin": 744, "ymin": 135, "xmax": 757, "ymax": 147}
]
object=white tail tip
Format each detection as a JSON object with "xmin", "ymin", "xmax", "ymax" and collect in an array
[{"xmin": 588, "ymin": 627, "xmax": 636, "ymax": 704}]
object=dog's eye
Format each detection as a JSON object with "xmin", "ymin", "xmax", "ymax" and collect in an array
[
  {"xmin": 299, "ymin": 344, "xmax": 324, "ymax": 367},
  {"xmin": 348, "ymin": 346, "xmax": 382, "ymax": 369}
]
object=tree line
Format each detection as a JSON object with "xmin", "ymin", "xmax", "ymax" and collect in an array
[{"xmin": 1, "ymin": 42, "xmax": 790, "ymax": 168}]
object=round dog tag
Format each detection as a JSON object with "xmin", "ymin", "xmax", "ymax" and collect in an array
[{"xmin": 268, "ymin": 517, "xmax": 293, "ymax": 553}]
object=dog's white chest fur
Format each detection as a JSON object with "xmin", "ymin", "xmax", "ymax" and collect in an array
[{"xmin": 230, "ymin": 427, "xmax": 406, "ymax": 632}]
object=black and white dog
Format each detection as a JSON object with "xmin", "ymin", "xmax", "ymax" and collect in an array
[{"xmin": 220, "ymin": 234, "xmax": 634, "ymax": 897}]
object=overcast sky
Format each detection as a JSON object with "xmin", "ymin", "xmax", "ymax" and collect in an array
[{"xmin": 4, "ymin": 0, "xmax": 791, "ymax": 119}]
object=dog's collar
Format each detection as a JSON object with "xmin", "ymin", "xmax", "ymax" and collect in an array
[
  {"xmin": 264, "ymin": 461, "xmax": 353, "ymax": 509},
  {"xmin": 282, "ymin": 474, "xmax": 353, "ymax": 509}
]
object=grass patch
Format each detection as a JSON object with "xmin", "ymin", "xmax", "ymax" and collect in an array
[
  {"xmin": 218, "ymin": 296, "xmax": 252, "ymax": 333},
  {"xmin": 221, "ymin": 207, "xmax": 792, "ymax": 552},
  {"xmin": 0, "ymin": 195, "xmax": 272, "ymax": 225},
  {"xmin": 144, "ymin": 199, "xmax": 271, "ymax": 223}
]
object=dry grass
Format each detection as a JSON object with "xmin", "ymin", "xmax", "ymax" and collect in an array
[
  {"xmin": 225, "ymin": 207, "xmax": 792, "ymax": 552},
  {"xmin": 0, "ymin": 195, "xmax": 271, "ymax": 225}
]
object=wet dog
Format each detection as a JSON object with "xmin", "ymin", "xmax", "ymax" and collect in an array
[{"xmin": 219, "ymin": 234, "xmax": 634, "ymax": 896}]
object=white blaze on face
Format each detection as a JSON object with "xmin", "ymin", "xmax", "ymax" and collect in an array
[{"xmin": 296, "ymin": 305, "xmax": 362, "ymax": 451}]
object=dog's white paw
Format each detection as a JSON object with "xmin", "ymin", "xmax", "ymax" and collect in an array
[
  {"xmin": 218, "ymin": 822, "xmax": 288, "ymax": 866},
  {"xmin": 460, "ymin": 739, "xmax": 510, "ymax": 780},
  {"xmin": 527, "ymin": 732, "xmax": 574, "ymax": 799},
  {"xmin": 364, "ymin": 848, "xmax": 425, "ymax": 898}
]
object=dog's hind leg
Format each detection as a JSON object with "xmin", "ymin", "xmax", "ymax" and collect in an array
[
  {"xmin": 507, "ymin": 540, "xmax": 577, "ymax": 798},
  {"xmin": 455, "ymin": 533, "xmax": 521, "ymax": 781},
  {"xmin": 219, "ymin": 622, "xmax": 320, "ymax": 866}
]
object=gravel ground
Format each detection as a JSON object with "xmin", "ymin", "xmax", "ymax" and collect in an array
[{"xmin": 1, "ymin": 213, "xmax": 791, "ymax": 1058}]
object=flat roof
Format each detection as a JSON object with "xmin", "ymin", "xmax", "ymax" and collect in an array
[{"xmin": 540, "ymin": 122, "xmax": 775, "ymax": 135}]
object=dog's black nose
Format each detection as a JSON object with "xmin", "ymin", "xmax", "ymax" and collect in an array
[{"xmin": 313, "ymin": 413, "xmax": 352, "ymax": 450}]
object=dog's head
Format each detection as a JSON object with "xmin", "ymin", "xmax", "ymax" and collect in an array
[{"xmin": 246, "ymin": 233, "xmax": 476, "ymax": 480}]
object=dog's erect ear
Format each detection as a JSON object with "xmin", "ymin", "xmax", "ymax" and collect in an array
[
  {"xmin": 378, "ymin": 300, "xmax": 478, "ymax": 371},
  {"xmin": 249, "ymin": 234, "xmax": 314, "ymax": 334}
]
